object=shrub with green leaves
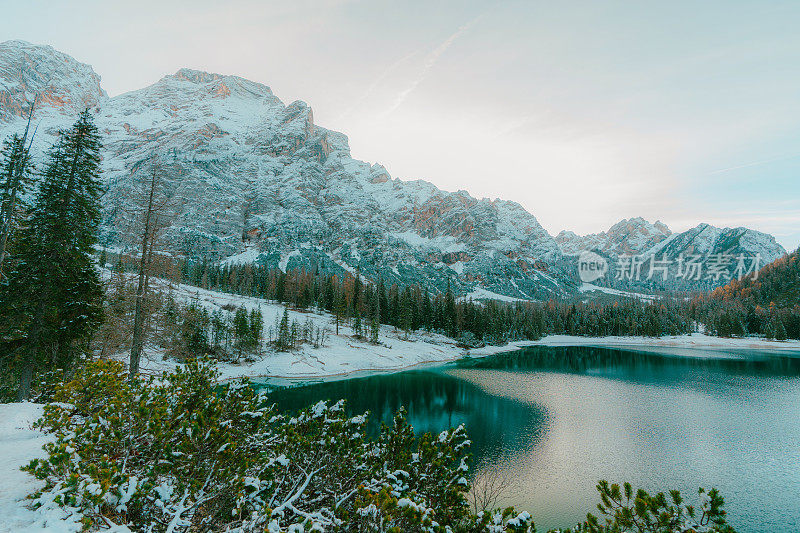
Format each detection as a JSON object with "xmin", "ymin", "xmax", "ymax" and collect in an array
[
  {"xmin": 24, "ymin": 360, "xmax": 735, "ymax": 532},
  {"xmin": 560, "ymin": 480, "xmax": 735, "ymax": 533},
  {"xmin": 23, "ymin": 359, "xmax": 539, "ymax": 532}
]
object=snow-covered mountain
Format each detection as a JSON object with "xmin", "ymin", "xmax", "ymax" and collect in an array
[
  {"xmin": 556, "ymin": 217, "xmax": 672, "ymax": 256},
  {"xmin": 0, "ymin": 40, "xmax": 786, "ymax": 298},
  {"xmin": 557, "ymin": 218, "xmax": 786, "ymax": 292},
  {"xmin": 0, "ymin": 40, "xmax": 567, "ymax": 299},
  {"xmin": 557, "ymin": 218, "xmax": 785, "ymax": 261}
]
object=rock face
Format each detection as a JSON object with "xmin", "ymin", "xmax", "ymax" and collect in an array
[
  {"xmin": 0, "ymin": 40, "xmax": 567, "ymax": 299},
  {"xmin": 556, "ymin": 217, "xmax": 672, "ymax": 256},
  {"xmin": 0, "ymin": 40, "xmax": 105, "ymax": 122},
  {"xmin": 0, "ymin": 41, "xmax": 786, "ymax": 298}
]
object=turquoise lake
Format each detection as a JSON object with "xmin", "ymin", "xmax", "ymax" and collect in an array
[{"xmin": 264, "ymin": 345, "xmax": 800, "ymax": 532}]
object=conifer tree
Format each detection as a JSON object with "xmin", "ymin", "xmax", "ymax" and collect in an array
[
  {"xmin": 0, "ymin": 111, "xmax": 104, "ymax": 399},
  {"xmin": 377, "ymin": 278, "xmax": 389, "ymax": 323},
  {"xmin": 233, "ymin": 306, "xmax": 250, "ymax": 360},
  {"xmin": 276, "ymin": 307, "xmax": 291, "ymax": 350},
  {"xmin": 776, "ymin": 315, "xmax": 788, "ymax": 341},
  {"xmin": 444, "ymin": 281, "xmax": 457, "ymax": 337},
  {"xmin": 353, "ymin": 308, "xmax": 363, "ymax": 338},
  {"xmin": 250, "ymin": 307, "xmax": 264, "ymax": 353},
  {"xmin": 399, "ymin": 288, "xmax": 413, "ymax": 336},
  {"xmin": 0, "ymin": 113, "xmax": 37, "ymax": 280},
  {"xmin": 370, "ymin": 293, "xmax": 381, "ymax": 344}
]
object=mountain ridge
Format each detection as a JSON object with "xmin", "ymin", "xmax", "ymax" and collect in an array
[{"xmin": 0, "ymin": 40, "xmax": 786, "ymax": 299}]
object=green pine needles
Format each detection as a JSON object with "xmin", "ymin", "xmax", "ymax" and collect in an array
[
  {"xmin": 0, "ymin": 110, "xmax": 105, "ymax": 400},
  {"xmin": 24, "ymin": 360, "xmax": 737, "ymax": 532}
]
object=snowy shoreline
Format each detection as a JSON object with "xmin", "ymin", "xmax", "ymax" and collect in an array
[
  {"xmin": 107, "ymin": 277, "xmax": 800, "ymax": 385},
  {"xmin": 182, "ymin": 331, "xmax": 800, "ymax": 387},
  {"xmin": 487, "ymin": 332, "xmax": 800, "ymax": 354}
]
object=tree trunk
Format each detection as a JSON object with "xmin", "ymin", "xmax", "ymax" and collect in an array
[
  {"xmin": 129, "ymin": 169, "xmax": 157, "ymax": 378},
  {"xmin": 17, "ymin": 361, "xmax": 33, "ymax": 401},
  {"xmin": 0, "ymin": 184, "xmax": 17, "ymax": 276},
  {"xmin": 0, "ymin": 147, "xmax": 25, "ymax": 280}
]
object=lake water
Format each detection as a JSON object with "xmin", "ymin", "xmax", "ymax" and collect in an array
[{"xmin": 263, "ymin": 345, "xmax": 800, "ymax": 532}]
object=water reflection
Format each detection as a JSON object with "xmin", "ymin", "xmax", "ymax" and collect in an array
[
  {"xmin": 266, "ymin": 346, "xmax": 800, "ymax": 532},
  {"xmin": 458, "ymin": 345, "xmax": 800, "ymax": 378},
  {"xmin": 266, "ymin": 369, "xmax": 551, "ymax": 465}
]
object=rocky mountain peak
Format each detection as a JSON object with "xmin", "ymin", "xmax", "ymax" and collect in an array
[
  {"xmin": 172, "ymin": 68, "xmax": 224, "ymax": 84},
  {"xmin": 0, "ymin": 40, "xmax": 106, "ymax": 121},
  {"xmin": 557, "ymin": 217, "xmax": 672, "ymax": 256},
  {"xmin": 653, "ymin": 220, "xmax": 670, "ymax": 234}
]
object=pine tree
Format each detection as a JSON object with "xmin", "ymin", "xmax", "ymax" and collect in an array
[
  {"xmin": 444, "ymin": 281, "xmax": 457, "ymax": 338},
  {"xmin": 773, "ymin": 313, "xmax": 788, "ymax": 341},
  {"xmin": 210, "ymin": 309, "xmax": 227, "ymax": 351},
  {"xmin": 334, "ymin": 287, "xmax": 345, "ymax": 336},
  {"xmin": 0, "ymin": 99, "xmax": 37, "ymax": 280},
  {"xmin": 0, "ymin": 111, "xmax": 104, "ymax": 399},
  {"xmin": 250, "ymin": 307, "xmax": 264, "ymax": 353},
  {"xmin": 370, "ymin": 314, "xmax": 380, "ymax": 344},
  {"xmin": 233, "ymin": 306, "xmax": 250, "ymax": 360},
  {"xmin": 353, "ymin": 308, "xmax": 363, "ymax": 338},
  {"xmin": 399, "ymin": 289, "xmax": 413, "ymax": 336},
  {"xmin": 370, "ymin": 293, "xmax": 380, "ymax": 344},
  {"xmin": 276, "ymin": 307, "xmax": 291, "ymax": 351},
  {"xmin": 180, "ymin": 301, "xmax": 210, "ymax": 357}
]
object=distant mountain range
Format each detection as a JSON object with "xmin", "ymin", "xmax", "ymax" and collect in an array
[
  {"xmin": 0, "ymin": 40, "xmax": 786, "ymax": 299},
  {"xmin": 558, "ymin": 217, "xmax": 786, "ymax": 293}
]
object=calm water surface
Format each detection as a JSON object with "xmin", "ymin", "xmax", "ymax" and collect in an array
[{"xmin": 264, "ymin": 346, "xmax": 800, "ymax": 532}]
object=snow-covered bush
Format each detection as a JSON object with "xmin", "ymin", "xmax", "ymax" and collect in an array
[
  {"xmin": 23, "ymin": 361, "xmax": 735, "ymax": 532},
  {"xmin": 22, "ymin": 360, "xmax": 537, "ymax": 532},
  {"xmin": 455, "ymin": 331, "xmax": 484, "ymax": 349}
]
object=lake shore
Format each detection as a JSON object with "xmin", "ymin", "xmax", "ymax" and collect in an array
[
  {"xmin": 226, "ymin": 332, "xmax": 800, "ymax": 386},
  {"xmin": 110, "ymin": 278, "xmax": 800, "ymax": 383}
]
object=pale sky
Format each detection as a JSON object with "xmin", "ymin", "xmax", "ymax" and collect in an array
[{"xmin": 4, "ymin": 0, "xmax": 799, "ymax": 250}]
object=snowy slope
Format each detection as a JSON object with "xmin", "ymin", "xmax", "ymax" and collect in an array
[
  {"xmin": 105, "ymin": 272, "xmax": 469, "ymax": 382},
  {"xmin": 639, "ymin": 222, "xmax": 785, "ymax": 261}
]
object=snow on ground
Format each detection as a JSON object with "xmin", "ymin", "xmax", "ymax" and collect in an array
[
  {"xmin": 0, "ymin": 404, "xmax": 84, "ymax": 533},
  {"xmin": 462, "ymin": 287, "xmax": 527, "ymax": 303},
  {"xmin": 448, "ymin": 261, "xmax": 464, "ymax": 275},
  {"xmin": 111, "ymin": 275, "xmax": 800, "ymax": 385},
  {"xmin": 113, "ymin": 276, "xmax": 467, "ymax": 382},
  {"xmin": 578, "ymin": 283, "xmax": 658, "ymax": 302},
  {"xmin": 278, "ymin": 250, "xmax": 300, "ymax": 272},
  {"xmin": 220, "ymin": 247, "xmax": 263, "ymax": 266},
  {"xmin": 468, "ymin": 332, "xmax": 800, "ymax": 358}
]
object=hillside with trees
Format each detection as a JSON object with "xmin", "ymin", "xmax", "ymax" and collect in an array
[{"xmin": 690, "ymin": 248, "xmax": 800, "ymax": 339}]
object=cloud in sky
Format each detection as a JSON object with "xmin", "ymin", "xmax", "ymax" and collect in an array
[
  {"xmin": 708, "ymin": 152, "xmax": 800, "ymax": 176},
  {"xmin": 379, "ymin": 15, "xmax": 482, "ymax": 118},
  {"xmin": 335, "ymin": 49, "xmax": 420, "ymax": 121},
  {"xmin": 2, "ymin": 0, "xmax": 799, "ymax": 251}
]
